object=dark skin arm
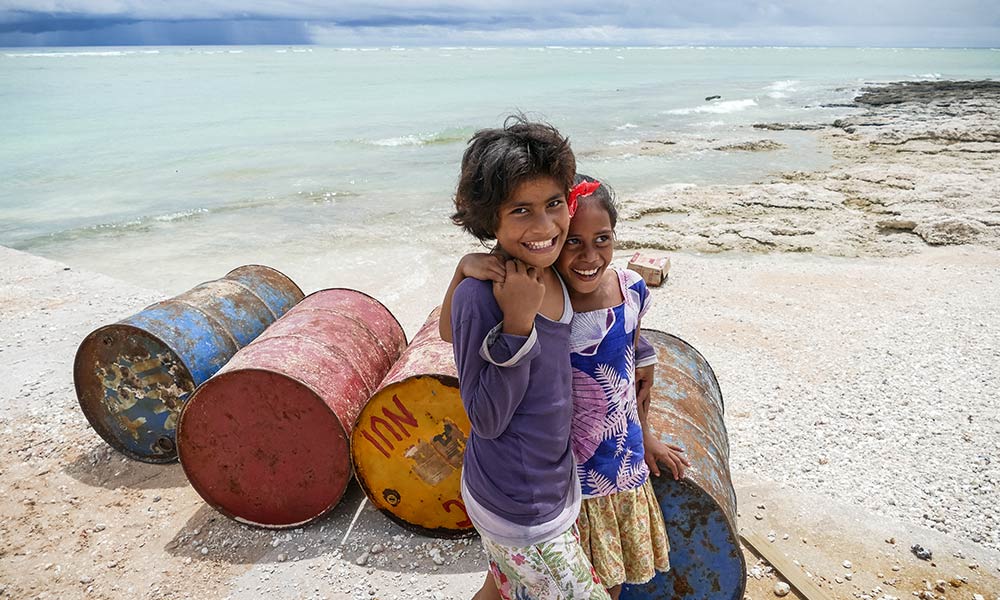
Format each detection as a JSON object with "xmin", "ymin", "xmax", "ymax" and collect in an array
[{"xmin": 635, "ymin": 325, "xmax": 691, "ymax": 480}]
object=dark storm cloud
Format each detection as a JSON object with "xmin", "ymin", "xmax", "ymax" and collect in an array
[{"xmin": 0, "ymin": 1, "xmax": 996, "ymax": 46}]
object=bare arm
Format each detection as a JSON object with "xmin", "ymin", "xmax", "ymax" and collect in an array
[
  {"xmin": 439, "ymin": 265, "xmax": 466, "ymax": 343},
  {"xmin": 635, "ymin": 322, "xmax": 691, "ymax": 480}
]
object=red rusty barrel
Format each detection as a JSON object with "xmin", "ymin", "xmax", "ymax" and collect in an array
[
  {"xmin": 351, "ymin": 307, "xmax": 475, "ymax": 538},
  {"xmin": 177, "ymin": 289, "xmax": 406, "ymax": 528}
]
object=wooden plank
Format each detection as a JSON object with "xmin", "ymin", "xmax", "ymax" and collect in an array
[{"xmin": 739, "ymin": 528, "xmax": 837, "ymax": 600}]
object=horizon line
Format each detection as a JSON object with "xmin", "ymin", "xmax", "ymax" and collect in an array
[{"xmin": 2, "ymin": 43, "xmax": 999, "ymax": 50}]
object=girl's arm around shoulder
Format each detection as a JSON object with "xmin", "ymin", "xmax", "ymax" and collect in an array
[
  {"xmin": 451, "ymin": 278, "xmax": 539, "ymax": 439},
  {"xmin": 439, "ymin": 253, "xmax": 506, "ymax": 342}
]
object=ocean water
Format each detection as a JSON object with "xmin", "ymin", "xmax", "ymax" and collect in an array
[{"xmin": 2, "ymin": 46, "xmax": 998, "ymax": 331}]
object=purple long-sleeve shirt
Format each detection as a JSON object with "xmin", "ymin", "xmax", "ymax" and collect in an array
[{"xmin": 450, "ymin": 277, "xmax": 576, "ymax": 528}]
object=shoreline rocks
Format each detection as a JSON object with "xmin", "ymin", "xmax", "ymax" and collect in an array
[
  {"xmin": 715, "ymin": 139, "xmax": 786, "ymax": 152},
  {"xmin": 753, "ymin": 122, "xmax": 828, "ymax": 131},
  {"xmin": 617, "ymin": 80, "xmax": 1000, "ymax": 257}
]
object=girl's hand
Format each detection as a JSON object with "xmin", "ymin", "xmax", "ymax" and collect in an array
[
  {"xmin": 460, "ymin": 253, "xmax": 506, "ymax": 284},
  {"xmin": 644, "ymin": 432, "xmax": 691, "ymax": 480},
  {"xmin": 493, "ymin": 260, "xmax": 544, "ymax": 336}
]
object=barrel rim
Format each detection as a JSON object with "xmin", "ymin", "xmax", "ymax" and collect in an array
[
  {"xmin": 640, "ymin": 328, "xmax": 726, "ymax": 411},
  {"xmin": 352, "ymin": 442, "xmax": 477, "ymax": 540},
  {"xmin": 219, "ymin": 278, "xmax": 280, "ymax": 321},
  {"xmin": 249, "ymin": 332, "xmax": 379, "ymax": 397},
  {"xmin": 177, "ymin": 367, "xmax": 351, "ymax": 529},
  {"xmin": 164, "ymin": 297, "xmax": 242, "ymax": 356},
  {"xmin": 302, "ymin": 287, "xmax": 409, "ymax": 347},
  {"xmin": 224, "ymin": 264, "xmax": 306, "ymax": 302},
  {"xmin": 375, "ymin": 371, "xmax": 458, "ymax": 397},
  {"xmin": 349, "ymin": 372, "xmax": 460, "ymax": 451},
  {"xmin": 73, "ymin": 322, "xmax": 192, "ymax": 464},
  {"xmin": 260, "ymin": 305, "xmax": 399, "ymax": 388},
  {"xmin": 350, "ymin": 373, "xmax": 473, "ymax": 539},
  {"xmin": 183, "ymin": 277, "xmax": 281, "ymax": 323}
]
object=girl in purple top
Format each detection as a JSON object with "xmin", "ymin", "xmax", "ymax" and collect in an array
[
  {"xmin": 447, "ymin": 117, "xmax": 611, "ymax": 599},
  {"xmin": 444, "ymin": 175, "xmax": 690, "ymax": 599}
]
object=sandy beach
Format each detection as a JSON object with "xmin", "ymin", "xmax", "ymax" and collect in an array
[{"xmin": 2, "ymin": 81, "xmax": 999, "ymax": 599}]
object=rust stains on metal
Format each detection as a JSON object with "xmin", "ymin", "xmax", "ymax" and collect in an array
[
  {"xmin": 621, "ymin": 329, "xmax": 746, "ymax": 600},
  {"xmin": 74, "ymin": 265, "xmax": 303, "ymax": 463},
  {"xmin": 177, "ymin": 288, "xmax": 406, "ymax": 529},
  {"xmin": 351, "ymin": 307, "xmax": 475, "ymax": 539},
  {"xmin": 404, "ymin": 418, "xmax": 467, "ymax": 487}
]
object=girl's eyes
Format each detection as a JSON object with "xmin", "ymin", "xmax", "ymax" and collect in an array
[
  {"xmin": 564, "ymin": 235, "xmax": 611, "ymax": 247},
  {"xmin": 509, "ymin": 199, "xmax": 563, "ymax": 215}
]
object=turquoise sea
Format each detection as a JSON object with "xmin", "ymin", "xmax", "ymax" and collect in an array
[{"xmin": 2, "ymin": 46, "xmax": 998, "ymax": 327}]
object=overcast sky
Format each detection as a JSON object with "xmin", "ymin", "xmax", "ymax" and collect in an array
[{"xmin": 1, "ymin": 1, "xmax": 998, "ymax": 47}]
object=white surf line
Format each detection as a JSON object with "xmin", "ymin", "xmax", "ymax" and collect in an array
[{"xmin": 340, "ymin": 497, "xmax": 368, "ymax": 546}]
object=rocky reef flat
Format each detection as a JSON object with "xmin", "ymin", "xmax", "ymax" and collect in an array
[{"xmin": 615, "ymin": 80, "xmax": 1000, "ymax": 256}]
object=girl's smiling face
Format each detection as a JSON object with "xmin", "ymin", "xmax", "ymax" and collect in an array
[
  {"xmin": 494, "ymin": 176, "xmax": 570, "ymax": 269},
  {"xmin": 555, "ymin": 197, "xmax": 615, "ymax": 296}
]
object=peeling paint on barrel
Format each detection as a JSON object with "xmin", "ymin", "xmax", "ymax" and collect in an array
[
  {"xmin": 177, "ymin": 288, "xmax": 407, "ymax": 529},
  {"xmin": 351, "ymin": 307, "xmax": 475, "ymax": 539},
  {"xmin": 621, "ymin": 329, "xmax": 746, "ymax": 600},
  {"xmin": 74, "ymin": 265, "xmax": 304, "ymax": 463}
]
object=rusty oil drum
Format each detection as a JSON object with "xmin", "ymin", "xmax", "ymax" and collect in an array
[
  {"xmin": 351, "ymin": 307, "xmax": 475, "ymax": 538},
  {"xmin": 177, "ymin": 289, "xmax": 407, "ymax": 528},
  {"xmin": 621, "ymin": 329, "xmax": 746, "ymax": 600},
  {"xmin": 74, "ymin": 265, "xmax": 304, "ymax": 463}
]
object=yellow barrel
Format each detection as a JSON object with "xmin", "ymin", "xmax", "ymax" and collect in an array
[{"xmin": 350, "ymin": 307, "xmax": 474, "ymax": 538}]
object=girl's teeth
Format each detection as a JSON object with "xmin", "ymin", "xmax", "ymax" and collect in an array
[
  {"xmin": 574, "ymin": 268, "xmax": 599, "ymax": 276},
  {"xmin": 525, "ymin": 239, "xmax": 553, "ymax": 250}
]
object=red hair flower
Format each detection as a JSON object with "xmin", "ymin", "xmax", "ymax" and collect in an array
[{"xmin": 567, "ymin": 180, "xmax": 601, "ymax": 217}]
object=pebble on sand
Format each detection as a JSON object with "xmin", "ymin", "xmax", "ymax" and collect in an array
[{"xmin": 911, "ymin": 544, "xmax": 932, "ymax": 560}]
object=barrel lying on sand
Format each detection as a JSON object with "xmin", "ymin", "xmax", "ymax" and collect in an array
[
  {"xmin": 74, "ymin": 265, "xmax": 304, "ymax": 463},
  {"xmin": 621, "ymin": 329, "xmax": 746, "ymax": 600},
  {"xmin": 351, "ymin": 307, "xmax": 475, "ymax": 538},
  {"xmin": 177, "ymin": 289, "xmax": 407, "ymax": 528}
]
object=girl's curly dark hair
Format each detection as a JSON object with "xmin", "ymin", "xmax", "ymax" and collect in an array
[{"xmin": 452, "ymin": 115, "xmax": 576, "ymax": 242}]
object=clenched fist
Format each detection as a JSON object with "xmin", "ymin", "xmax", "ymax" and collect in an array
[{"xmin": 493, "ymin": 260, "xmax": 544, "ymax": 336}]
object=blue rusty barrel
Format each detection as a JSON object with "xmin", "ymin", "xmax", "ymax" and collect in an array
[
  {"xmin": 74, "ymin": 265, "xmax": 304, "ymax": 464},
  {"xmin": 621, "ymin": 329, "xmax": 746, "ymax": 600},
  {"xmin": 351, "ymin": 307, "xmax": 475, "ymax": 539},
  {"xmin": 177, "ymin": 289, "xmax": 407, "ymax": 528}
]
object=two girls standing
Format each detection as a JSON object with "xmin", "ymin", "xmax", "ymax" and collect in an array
[{"xmin": 443, "ymin": 117, "xmax": 688, "ymax": 599}]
